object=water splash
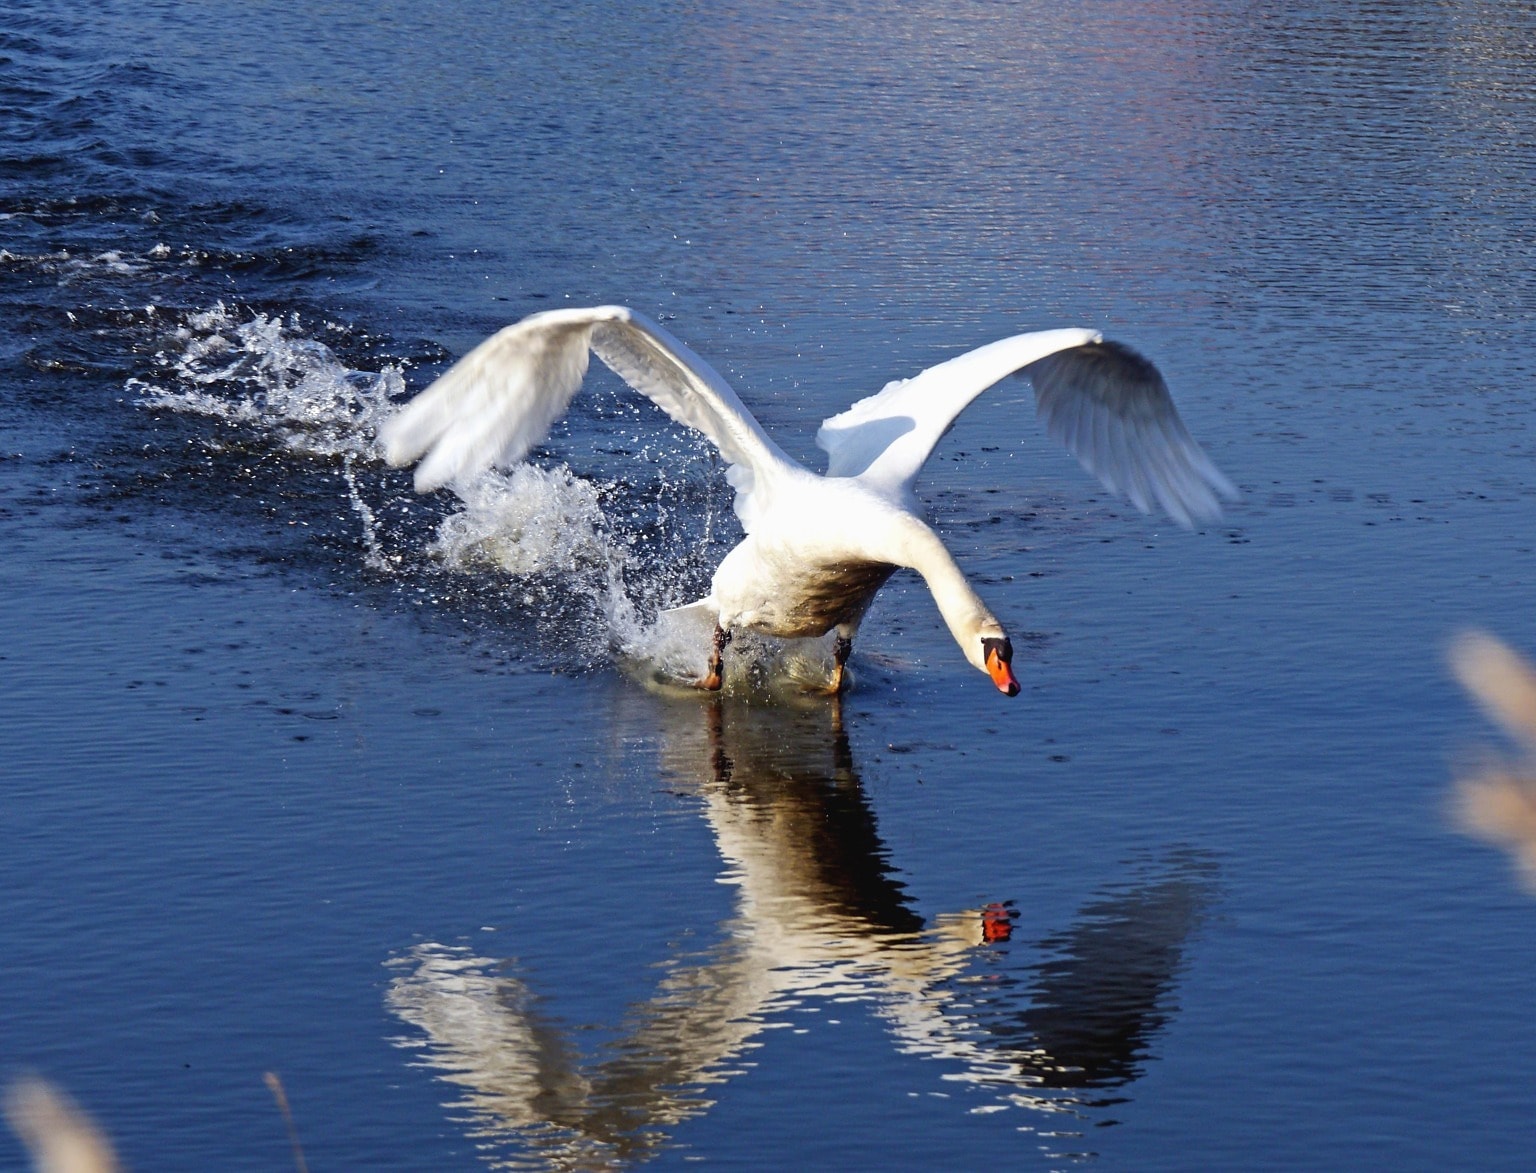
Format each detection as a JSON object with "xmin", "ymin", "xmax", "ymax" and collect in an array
[
  {"xmin": 127, "ymin": 304, "xmax": 827, "ymax": 688},
  {"xmin": 423, "ymin": 462, "xmax": 669, "ymax": 670},
  {"xmin": 342, "ymin": 454, "xmax": 388, "ymax": 571},
  {"xmin": 131, "ymin": 302, "xmax": 401, "ymax": 460}
]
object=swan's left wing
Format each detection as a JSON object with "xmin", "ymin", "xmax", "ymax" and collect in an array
[
  {"xmin": 815, "ymin": 328, "xmax": 1237, "ymax": 527},
  {"xmin": 380, "ymin": 306, "xmax": 795, "ymax": 529}
]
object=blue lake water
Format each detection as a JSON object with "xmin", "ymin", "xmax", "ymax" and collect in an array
[{"xmin": 4, "ymin": 2, "xmax": 1536, "ymax": 1169}]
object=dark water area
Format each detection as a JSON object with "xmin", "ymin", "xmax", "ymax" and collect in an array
[{"xmin": 4, "ymin": 2, "xmax": 1536, "ymax": 1169}]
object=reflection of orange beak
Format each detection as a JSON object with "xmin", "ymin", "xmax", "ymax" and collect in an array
[
  {"xmin": 981, "ymin": 902, "xmax": 1014, "ymax": 943},
  {"xmin": 986, "ymin": 646, "xmax": 1020, "ymax": 696}
]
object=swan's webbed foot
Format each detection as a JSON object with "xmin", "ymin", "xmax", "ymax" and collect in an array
[
  {"xmin": 697, "ymin": 625, "xmax": 732, "ymax": 691},
  {"xmin": 817, "ymin": 634, "xmax": 853, "ymax": 696}
]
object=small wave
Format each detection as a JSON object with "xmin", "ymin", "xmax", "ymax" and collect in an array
[
  {"xmin": 0, "ymin": 240, "xmax": 216, "ymax": 285},
  {"xmin": 0, "ymin": 243, "xmax": 154, "ymax": 283}
]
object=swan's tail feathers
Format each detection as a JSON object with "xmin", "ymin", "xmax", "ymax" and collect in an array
[{"xmin": 1024, "ymin": 340, "xmax": 1238, "ymax": 529}]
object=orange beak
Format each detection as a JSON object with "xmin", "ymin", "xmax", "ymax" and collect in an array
[{"xmin": 986, "ymin": 645, "xmax": 1020, "ymax": 696}]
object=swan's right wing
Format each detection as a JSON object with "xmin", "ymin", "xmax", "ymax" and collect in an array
[
  {"xmin": 1024, "ymin": 340, "xmax": 1238, "ymax": 528},
  {"xmin": 380, "ymin": 306, "xmax": 794, "ymax": 529},
  {"xmin": 816, "ymin": 328, "xmax": 1099, "ymax": 491},
  {"xmin": 817, "ymin": 328, "xmax": 1236, "ymax": 528}
]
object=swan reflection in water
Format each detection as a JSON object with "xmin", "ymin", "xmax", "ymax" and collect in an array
[{"xmin": 385, "ymin": 703, "xmax": 1218, "ymax": 1169}]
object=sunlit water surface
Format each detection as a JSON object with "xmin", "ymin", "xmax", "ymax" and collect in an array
[{"xmin": 4, "ymin": 2, "xmax": 1536, "ymax": 1169}]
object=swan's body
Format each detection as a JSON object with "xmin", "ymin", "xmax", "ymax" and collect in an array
[{"xmin": 380, "ymin": 305, "xmax": 1235, "ymax": 695}]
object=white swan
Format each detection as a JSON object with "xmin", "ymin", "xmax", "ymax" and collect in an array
[{"xmin": 380, "ymin": 306, "xmax": 1236, "ymax": 695}]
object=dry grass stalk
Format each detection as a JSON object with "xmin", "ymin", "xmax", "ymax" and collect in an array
[
  {"xmin": 264, "ymin": 1072, "xmax": 309, "ymax": 1173},
  {"xmin": 1450, "ymin": 632, "xmax": 1536, "ymax": 750},
  {"xmin": 3, "ymin": 1078, "xmax": 118, "ymax": 1173},
  {"xmin": 1449, "ymin": 631, "xmax": 1536, "ymax": 892}
]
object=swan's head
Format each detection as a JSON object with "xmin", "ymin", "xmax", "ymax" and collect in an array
[{"xmin": 980, "ymin": 634, "xmax": 1020, "ymax": 697}]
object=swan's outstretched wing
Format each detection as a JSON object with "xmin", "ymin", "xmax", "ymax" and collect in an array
[
  {"xmin": 815, "ymin": 328, "xmax": 1236, "ymax": 527},
  {"xmin": 817, "ymin": 328, "xmax": 1099, "ymax": 491},
  {"xmin": 1025, "ymin": 339, "xmax": 1237, "ymax": 527},
  {"xmin": 380, "ymin": 305, "xmax": 794, "ymax": 528}
]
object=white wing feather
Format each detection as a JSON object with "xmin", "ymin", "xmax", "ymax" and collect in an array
[
  {"xmin": 815, "ymin": 327, "xmax": 1236, "ymax": 527},
  {"xmin": 1024, "ymin": 338, "xmax": 1238, "ymax": 527},
  {"xmin": 816, "ymin": 328, "xmax": 1098, "ymax": 492},
  {"xmin": 380, "ymin": 306, "xmax": 796, "ymax": 529},
  {"xmin": 379, "ymin": 308, "xmax": 594, "ymax": 491}
]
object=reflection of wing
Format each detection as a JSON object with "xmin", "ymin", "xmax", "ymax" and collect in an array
[
  {"xmin": 953, "ymin": 854, "xmax": 1219, "ymax": 1093},
  {"xmin": 388, "ymin": 940, "xmax": 759, "ymax": 1170},
  {"xmin": 385, "ymin": 948, "xmax": 599, "ymax": 1152},
  {"xmin": 385, "ymin": 700, "xmax": 1220, "ymax": 1167},
  {"xmin": 1023, "ymin": 861, "xmax": 1216, "ymax": 1087}
]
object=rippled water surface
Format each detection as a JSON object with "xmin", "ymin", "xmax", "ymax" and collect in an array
[{"xmin": 5, "ymin": 3, "xmax": 1536, "ymax": 1169}]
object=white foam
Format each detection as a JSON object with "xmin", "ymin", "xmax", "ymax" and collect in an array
[
  {"xmin": 430, "ymin": 465, "xmax": 610, "ymax": 578},
  {"xmin": 132, "ymin": 302, "xmax": 401, "ymax": 460},
  {"xmin": 130, "ymin": 306, "xmax": 725, "ymax": 681},
  {"xmin": 427, "ymin": 464, "xmax": 749, "ymax": 683},
  {"xmin": 131, "ymin": 305, "xmax": 840, "ymax": 693}
]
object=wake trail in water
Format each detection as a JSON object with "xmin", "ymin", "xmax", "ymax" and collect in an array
[{"xmin": 128, "ymin": 304, "xmax": 831, "ymax": 689}]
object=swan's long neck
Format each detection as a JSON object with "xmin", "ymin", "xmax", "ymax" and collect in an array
[{"xmin": 893, "ymin": 520, "xmax": 1003, "ymax": 672}]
